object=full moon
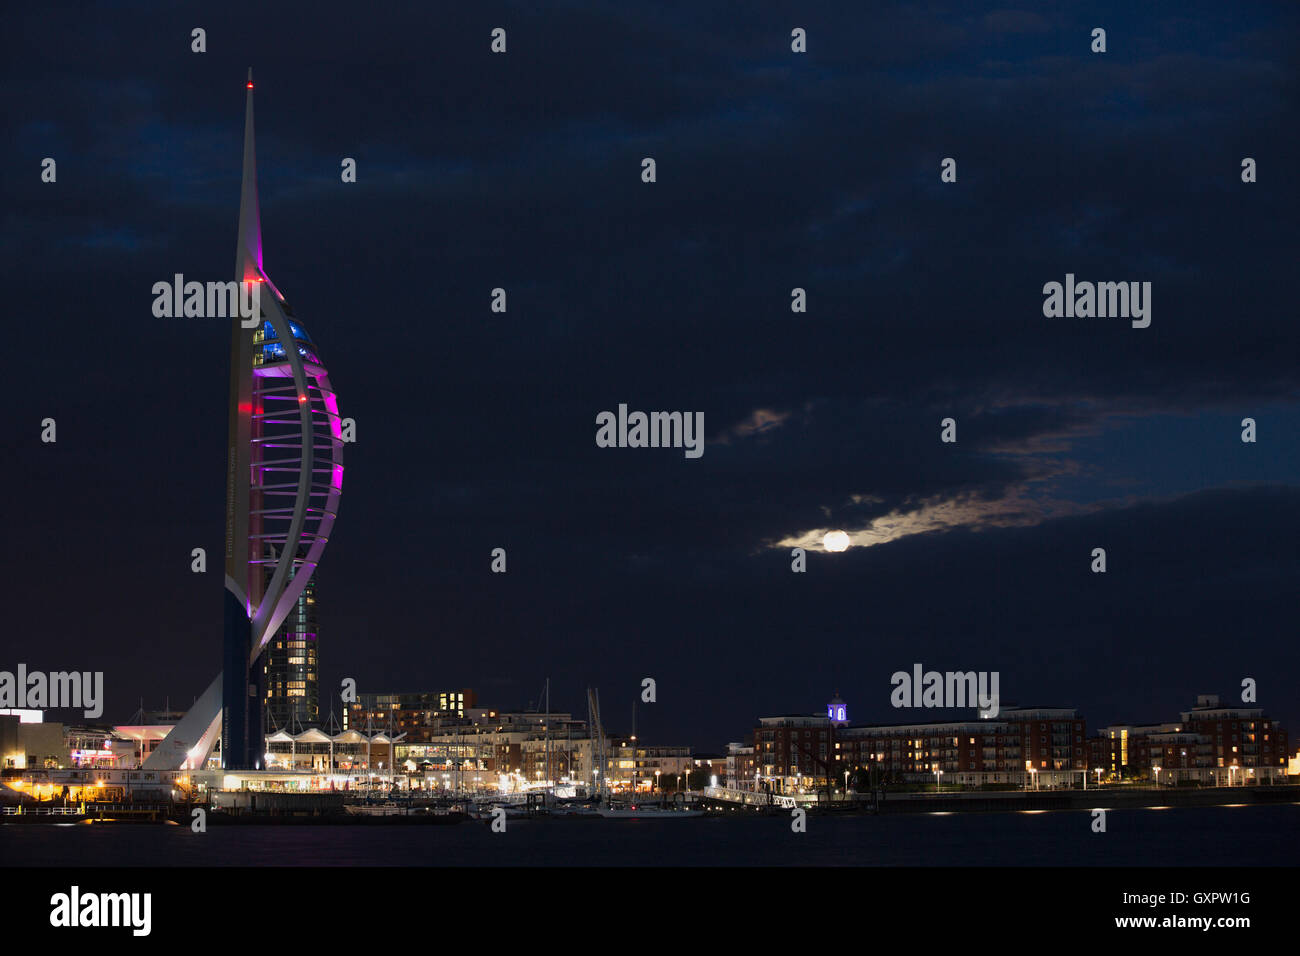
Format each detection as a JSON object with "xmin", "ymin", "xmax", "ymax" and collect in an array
[{"xmin": 823, "ymin": 530, "xmax": 850, "ymax": 552}]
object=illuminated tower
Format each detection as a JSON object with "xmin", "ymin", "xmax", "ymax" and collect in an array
[
  {"xmin": 146, "ymin": 71, "xmax": 343, "ymax": 772},
  {"xmin": 221, "ymin": 68, "xmax": 344, "ymax": 769}
]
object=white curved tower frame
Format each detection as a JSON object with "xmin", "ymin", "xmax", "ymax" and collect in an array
[{"xmin": 248, "ymin": 275, "xmax": 344, "ymax": 663}]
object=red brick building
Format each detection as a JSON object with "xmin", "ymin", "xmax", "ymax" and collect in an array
[
  {"xmin": 1089, "ymin": 694, "xmax": 1289, "ymax": 784},
  {"xmin": 753, "ymin": 706, "xmax": 1086, "ymax": 791}
]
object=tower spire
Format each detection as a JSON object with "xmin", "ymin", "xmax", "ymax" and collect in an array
[{"xmin": 236, "ymin": 67, "xmax": 262, "ymax": 282}]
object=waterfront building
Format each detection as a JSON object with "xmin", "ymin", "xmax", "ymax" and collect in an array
[
  {"xmin": 0, "ymin": 714, "xmax": 67, "ymax": 770},
  {"xmin": 337, "ymin": 701, "xmax": 606, "ymax": 791},
  {"xmin": 265, "ymin": 727, "xmax": 394, "ymax": 774},
  {"xmin": 521, "ymin": 734, "xmax": 592, "ymax": 787},
  {"xmin": 113, "ymin": 723, "xmax": 180, "ymax": 767},
  {"xmin": 394, "ymin": 710, "xmax": 584, "ymax": 790},
  {"xmin": 605, "ymin": 738, "xmax": 693, "ymax": 793},
  {"xmin": 1088, "ymin": 694, "xmax": 1289, "ymax": 785},
  {"xmin": 753, "ymin": 706, "xmax": 1087, "ymax": 792},
  {"xmin": 4, "ymin": 767, "xmax": 188, "ymax": 804},
  {"xmin": 65, "ymin": 726, "xmax": 135, "ymax": 769},
  {"xmin": 343, "ymin": 690, "xmax": 479, "ymax": 731},
  {"xmin": 1180, "ymin": 694, "xmax": 1289, "ymax": 780},
  {"xmin": 334, "ymin": 705, "xmax": 696, "ymax": 794},
  {"xmin": 725, "ymin": 742, "xmax": 756, "ymax": 790},
  {"xmin": 7, "ymin": 716, "xmax": 223, "ymax": 772},
  {"xmin": 691, "ymin": 753, "xmax": 728, "ymax": 789}
]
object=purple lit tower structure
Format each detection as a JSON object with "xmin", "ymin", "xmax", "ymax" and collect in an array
[{"xmin": 146, "ymin": 71, "xmax": 343, "ymax": 771}]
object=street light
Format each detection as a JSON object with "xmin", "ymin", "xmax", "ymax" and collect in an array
[
  {"xmin": 934, "ymin": 767, "xmax": 943, "ymax": 793},
  {"xmin": 1153, "ymin": 765, "xmax": 1161, "ymax": 789}
]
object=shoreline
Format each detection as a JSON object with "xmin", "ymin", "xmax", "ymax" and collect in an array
[{"xmin": 3, "ymin": 785, "xmax": 1296, "ymax": 825}]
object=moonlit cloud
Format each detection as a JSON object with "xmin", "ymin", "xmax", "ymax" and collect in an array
[
  {"xmin": 773, "ymin": 485, "xmax": 1095, "ymax": 552},
  {"xmin": 714, "ymin": 407, "xmax": 793, "ymax": 445}
]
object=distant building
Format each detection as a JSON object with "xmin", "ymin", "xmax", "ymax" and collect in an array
[
  {"xmin": 605, "ymin": 738, "xmax": 692, "ymax": 792},
  {"xmin": 343, "ymin": 689, "xmax": 479, "ymax": 732},
  {"xmin": 521, "ymin": 733, "xmax": 592, "ymax": 786},
  {"xmin": 114, "ymin": 723, "xmax": 179, "ymax": 768},
  {"xmin": 65, "ymin": 726, "xmax": 135, "ymax": 768},
  {"xmin": 264, "ymin": 727, "xmax": 388, "ymax": 773},
  {"xmin": 691, "ymin": 753, "xmax": 728, "ymax": 788},
  {"xmin": 395, "ymin": 709, "xmax": 589, "ymax": 789},
  {"xmin": 1088, "ymin": 694, "xmax": 1289, "ymax": 785},
  {"xmin": 753, "ymin": 705, "xmax": 1087, "ymax": 791},
  {"xmin": 725, "ymin": 742, "xmax": 756, "ymax": 789},
  {"xmin": 1, "ymin": 715, "xmax": 68, "ymax": 769}
]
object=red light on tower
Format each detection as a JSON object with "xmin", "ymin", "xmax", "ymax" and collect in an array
[
  {"xmin": 247, "ymin": 81, "xmax": 254, "ymax": 89},
  {"xmin": 298, "ymin": 395, "xmax": 308, "ymax": 403}
]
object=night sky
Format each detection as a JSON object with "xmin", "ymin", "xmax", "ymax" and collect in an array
[{"xmin": 4, "ymin": 2, "xmax": 1298, "ymax": 752}]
